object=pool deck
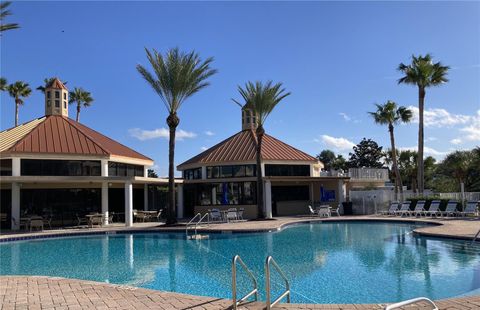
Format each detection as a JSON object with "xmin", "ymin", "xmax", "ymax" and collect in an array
[{"xmin": 1, "ymin": 215, "xmax": 480, "ymax": 309}]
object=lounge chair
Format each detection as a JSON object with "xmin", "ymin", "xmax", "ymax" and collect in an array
[
  {"xmin": 226, "ymin": 208, "xmax": 238, "ymax": 222},
  {"xmin": 43, "ymin": 217, "xmax": 52, "ymax": 229},
  {"xmin": 394, "ymin": 202, "xmax": 411, "ymax": 217},
  {"xmin": 457, "ymin": 201, "xmax": 479, "ymax": 217},
  {"xmin": 210, "ymin": 209, "xmax": 222, "ymax": 222},
  {"xmin": 76, "ymin": 214, "xmax": 88, "ymax": 226},
  {"xmin": 441, "ymin": 201, "xmax": 458, "ymax": 217},
  {"xmin": 330, "ymin": 204, "xmax": 341, "ymax": 216},
  {"xmin": 380, "ymin": 202, "xmax": 399, "ymax": 215},
  {"xmin": 29, "ymin": 216, "xmax": 44, "ymax": 231},
  {"xmin": 237, "ymin": 208, "xmax": 244, "ymax": 220},
  {"xmin": 308, "ymin": 205, "xmax": 319, "ymax": 217},
  {"xmin": 407, "ymin": 200, "xmax": 426, "ymax": 217},
  {"xmin": 89, "ymin": 214, "xmax": 103, "ymax": 227},
  {"xmin": 156, "ymin": 209, "xmax": 163, "ymax": 222},
  {"xmin": 425, "ymin": 200, "xmax": 441, "ymax": 217}
]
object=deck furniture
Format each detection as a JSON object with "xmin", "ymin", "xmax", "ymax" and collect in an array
[
  {"xmin": 0, "ymin": 213, "xmax": 7, "ymax": 226},
  {"xmin": 43, "ymin": 217, "xmax": 52, "ymax": 229},
  {"xmin": 29, "ymin": 216, "xmax": 44, "ymax": 231},
  {"xmin": 238, "ymin": 208, "xmax": 245, "ymax": 220},
  {"xmin": 317, "ymin": 205, "xmax": 331, "ymax": 217},
  {"xmin": 380, "ymin": 202, "xmax": 399, "ymax": 215},
  {"xmin": 308, "ymin": 205, "xmax": 319, "ymax": 217},
  {"xmin": 86, "ymin": 214, "xmax": 103, "ymax": 227},
  {"xmin": 209, "ymin": 209, "xmax": 222, "ymax": 222},
  {"xmin": 441, "ymin": 201, "xmax": 458, "ymax": 217},
  {"xmin": 425, "ymin": 200, "xmax": 441, "ymax": 217},
  {"xmin": 76, "ymin": 214, "xmax": 88, "ymax": 226},
  {"xmin": 156, "ymin": 210, "xmax": 163, "ymax": 222},
  {"xmin": 458, "ymin": 201, "xmax": 479, "ymax": 217},
  {"xmin": 407, "ymin": 200, "xmax": 426, "ymax": 217},
  {"xmin": 330, "ymin": 204, "xmax": 341, "ymax": 217},
  {"xmin": 394, "ymin": 202, "xmax": 411, "ymax": 217},
  {"xmin": 20, "ymin": 217, "xmax": 31, "ymax": 230},
  {"xmin": 226, "ymin": 208, "xmax": 238, "ymax": 222}
]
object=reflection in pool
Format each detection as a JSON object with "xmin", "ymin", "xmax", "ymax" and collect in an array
[{"xmin": 1, "ymin": 222, "xmax": 480, "ymax": 304}]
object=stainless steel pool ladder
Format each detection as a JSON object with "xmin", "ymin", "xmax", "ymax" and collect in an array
[
  {"xmin": 186, "ymin": 213, "xmax": 210, "ymax": 239},
  {"xmin": 472, "ymin": 227, "xmax": 480, "ymax": 243},
  {"xmin": 232, "ymin": 255, "xmax": 258, "ymax": 310},
  {"xmin": 384, "ymin": 297, "xmax": 438, "ymax": 310},
  {"xmin": 265, "ymin": 256, "xmax": 290, "ymax": 309}
]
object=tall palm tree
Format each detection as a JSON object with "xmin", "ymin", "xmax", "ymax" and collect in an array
[
  {"xmin": 36, "ymin": 77, "xmax": 68, "ymax": 93},
  {"xmin": 0, "ymin": 77, "xmax": 7, "ymax": 91},
  {"xmin": 398, "ymin": 54, "xmax": 449, "ymax": 194},
  {"xmin": 137, "ymin": 47, "xmax": 217, "ymax": 224},
  {"xmin": 369, "ymin": 101, "xmax": 412, "ymax": 200},
  {"xmin": 0, "ymin": 1, "xmax": 19, "ymax": 33},
  {"xmin": 7, "ymin": 81, "xmax": 31, "ymax": 126},
  {"xmin": 69, "ymin": 87, "xmax": 94, "ymax": 122},
  {"xmin": 233, "ymin": 81, "xmax": 290, "ymax": 218}
]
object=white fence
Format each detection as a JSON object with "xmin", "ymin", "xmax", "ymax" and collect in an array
[
  {"xmin": 348, "ymin": 168, "xmax": 389, "ymax": 181},
  {"xmin": 349, "ymin": 190, "xmax": 480, "ymax": 215}
]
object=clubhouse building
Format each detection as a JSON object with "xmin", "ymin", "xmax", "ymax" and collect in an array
[
  {"xmin": 177, "ymin": 104, "xmax": 351, "ymax": 219},
  {"xmin": 0, "ymin": 79, "xmax": 172, "ymax": 230}
]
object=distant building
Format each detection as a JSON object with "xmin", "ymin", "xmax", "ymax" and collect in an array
[
  {"xmin": 0, "ymin": 78, "xmax": 169, "ymax": 230},
  {"xmin": 177, "ymin": 104, "xmax": 350, "ymax": 218}
]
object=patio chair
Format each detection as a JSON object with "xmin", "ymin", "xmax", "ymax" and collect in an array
[
  {"xmin": 43, "ymin": 217, "xmax": 52, "ymax": 229},
  {"xmin": 425, "ymin": 200, "xmax": 442, "ymax": 217},
  {"xmin": 226, "ymin": 208, "xmax": 238, "ymax": 222},
  {"xmin": 76, "ymin": 214, "xmax": 88, "ymax": 226},
  {"xmin": 394, "ymin": 202, "xmax": 411, "ymax": 217},
  {"xmin": 156, "ymin": 209, "xmax": 163, "ymax": 222},
  {"xmin": 457, "ymin": 201, "xmax": 479, "ymax": 217},
  {"xmin": 317, "ymin": 205, "xmax": 331, "ymax": 217},
  {"xmin": 407, "ymin": 200, "xmax": 426, "ymax": 217},
  {"xmin": 441, "ymin": 201, "xmax": 458, "ymax": 217},
  {"xmin": 330, "ymin": 204, "xmax": 341, "ymax": 217},
  {"xmin": 89, "ymin": 215, "xmax": 103, "ymax": 227},
  {"xmin": 29, "ymin": 216, "xmax": 44, "ymax": 231},
  {"xmin": 210, "ymin": 209, "xmax": 222, "ymax": 222},
  {"xmin": 380, "ymin": 202, "xmax": 399, "ymax": 215},
  {"xmin": 308, "ymin": 205, "xmax": 319, "ymax": 217},
  {"xmin": 237, "ymin": 208, "xmax": 244, "ymax": 220},
  {"xmin": 135, "ymin": 212, "xmax": 149, "ymax": 222}
]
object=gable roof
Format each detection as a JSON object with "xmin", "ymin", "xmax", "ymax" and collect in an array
[
  {"xmin": 46, "ymin": 78, "xmax": 68, "ymax": 90},
  {"xmin": 0, "ymin": 115, "xmax": 152, "ymax": 162},
  {"xmin": 178, "ymin": 130, "xmax": 317, "ymax": 169}
]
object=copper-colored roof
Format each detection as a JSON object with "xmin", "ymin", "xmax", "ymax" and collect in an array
[
  {"xmin": 178, "ymin": 130, "xmax": 316, "ymax": 168},
  {"xmin": 1, "ymin": 115, "xmax": 152, "ymax": 162},
  {"xmin": 46, "ymin": 78, "xmax": 68, "ymax": 90}
]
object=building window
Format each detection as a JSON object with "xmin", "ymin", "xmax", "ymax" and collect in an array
[
  {"xmin": 265, "ymin": 164, "xmax": 310, "ymax": 177},
  {"xmin": 63, "ymin": 101, "xmax": 67, "ymax": 109},
  {"xmin": 0, "ymin": 159, "xmax": 12, "ymax": 176},
  {"xmin": 55, "ymin": 100, "xmax": 60, "ymax": 108},
  {"xmin": 207, "ymin": 165, "xmax": 256, "ymax": 179},
  {"xmin": 272, "ymin": 185, "xmax": 309, "ymax": 201},
  {"xmin": 183, "ymin": 168, "xmax": 202, "ymax": 180},
  {"xmin": 195, "ymin": 181, "xmax": 256, "ymax": 206},
  {"xmin": 63, "ymin": 93, "xmax": 66, "ymax": 100},
  {"xmin": 47, "ymin": 91, "xmax": 51, "ymax": 99},
  {"xmin": 108, "ymin": 162, "xmax": 143, "ymax": 177},
  {"xmin": 21, "ymin": 159, "xmax": 101, "ymax": 176},
  {"xmin": 55, "ymin": 91, "xmax": 60, "ymax": 99},
  {"xmin": 47, "ymin": 100, "xmax": 51, "ymax": 107}
]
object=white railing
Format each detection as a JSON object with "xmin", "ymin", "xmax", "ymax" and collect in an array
[
  {"xmin": 385, "ymin": 297, "xmax": 438, "ymax": 310},
  {"xmin": 265, "ymin": 256, "xmax": 291, "ymax": 309},
  {"xmin": 348, "ymin": 168, "xmax": 390, "ymax": 181},
  {"xmin": 232, "ymin": 255, "xmax": 258, "ymax": 309}
]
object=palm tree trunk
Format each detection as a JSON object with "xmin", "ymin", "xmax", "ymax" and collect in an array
[
  {"xmin": 166, "ymin": 113, "xmax": 179, "ymax": 225},
  {"xmin": 389, "ymin": 124, "xmax": 403, "ymax": 201},
  {"xmin": 76, "ymin": 103, "xmax": 81, "ymax": 122},
  {"xmin": 256, "ymin": 126, "xmax": 265, "ymax": 219},
  {"xmin": 417, "ymin": 87, "xmax": 425, "ymax": 194},
  {"xmin": 14, "ymin": 98, "xmax": 19, "ymax": 127}
]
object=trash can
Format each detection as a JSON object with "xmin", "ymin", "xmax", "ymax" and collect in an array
[{"xmin": 342, "ymin": 202, "xmax": 353, "ymax": 215}]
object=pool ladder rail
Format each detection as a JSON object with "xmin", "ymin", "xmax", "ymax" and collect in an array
[
  {"xmin": 231, "ymin": 255, "xmax": 291, "ymax": 310},
  {"xmin": 472, "ymin": 227, "xmax": 480, "ymax": 243},
  {"xmin": 384, "ymin": 297, "xmax": 438, "ymax": 310},
  {"xmin": 185, "ymin": 213, "xmax": 210, "ymax": 240}
]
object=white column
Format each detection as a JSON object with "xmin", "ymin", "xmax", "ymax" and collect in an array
[
  {"xmin": 264, "ymin": 180, "xmax": 272, "ymax": 219},
  {"xmin": 261, "ymin": 163, "xmax": 266, "ymax": 177},
  {"xmin": 124, "ymin": 182, "xmax": 133, "ymax": 227},
  {"xmin": 101, "ymin": 159, "xmax": 109, "ymax": 177},
  {"xmin": 144, "ymin": 166, "xmax": 149, "ymax": 177},
  {"xmin": 338, "ymin": 180, "xmax": 346, "ymax": 204},
  {"xmin": 12, "ymin": 158, "xmax": 20, "ymax": 176},
  {"xmin": 201, "ymin": 166, "xmax": 207, "ymax": 180},
  {"xmin": 102, "ymin": 182, "xmax": 109, "ymax": 225},
  {"xmin": 177, "ymin": 184, "xmax": 184, "ymax": 219},
  {"xmin": 143, "ymin": 184, "xmax": 149, "ymax": 211},
  {"xmin": 11, "ymin": 182, "xmax": 20, "ymax": 230}
]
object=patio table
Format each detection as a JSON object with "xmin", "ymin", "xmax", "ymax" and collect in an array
[{"xmin": 86, "ymin": 214, "xmax": 103, "ymax": 227}]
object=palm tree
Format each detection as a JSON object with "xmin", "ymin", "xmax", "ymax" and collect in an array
[
  {"xmin": 137, "ymin": 47, "xmax": 217, "ymax": 224},
  {"xmin": 36, "ymin": 77, "xmax": 68, "ymax": 93},
  {"xmin": 69, "ymin": 87, "xmax": 94, "ymax": 122},
  {"xmin": 0, "ymin": 1, "xmax": 19, "ymax": 33},
  {"xmin": 369, "ymin": 101, "xmax": 412, "ymax": 200},
  {"xmin": 233, "ymin": 81, "xmax": 290, "ymax": 218},
  {"xmin": 398, "ymin": 54, "xmax": 449, "ymax": 194},
  {"xmin": 7, "ymin": 81, "xmax": 31, "ymax": 126}
]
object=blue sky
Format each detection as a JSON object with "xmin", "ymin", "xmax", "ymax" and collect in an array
[{"xmin": 1, "ymin": 1, "xmax": 479, "ymax": 176}]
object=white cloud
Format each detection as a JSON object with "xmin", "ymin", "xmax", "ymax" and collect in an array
[
  {"xmin": 408, "ymin": 106, "xmax": 472, "ymax": 128},
  {"xmin": 204, "ymin": 130, "xmax": 215, "ymax": 136},
  {"xmin": 426, "ymin": 137, "xmax": 437, "ymax": 142},
  {"xmin": 200, "ymin": 146, "xmax": 208, "ymax": 151},
  {"xmin": 129, "ymin": 128, "xmax": 197, "ymax": 141},
  {"xmin": 316, "ymin": 135, "xmax": 355, "ymax": 151},
  {"xmin": 450, "ymin": 138, "xmax": 462, "ymax": 145},
  {"xmin": 399, "ymin": 146, "xmax": 447, "ymax": 158},
  {"xmin": 339, "ymin": 112, "xmax": 351, "ymax": 122},
  {"xmin": 460, "ymin": 110, "xmax": 480, "ymax": 141}
]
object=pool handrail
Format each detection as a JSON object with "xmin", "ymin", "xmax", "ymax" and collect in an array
[
  {"xmin": 265, "ymin": 255, "xmax": 291, "ymax": 309},
  {"xmin": 185, "ymin": 213, "xmax": 201, "ymax": 238},
  {"xmin": 194, "ymin": 213, "xmax": 210, "ymax": 236},
  {"xmin": 232, "ymin": 255, "xmax": 258, "ymax": 310},
  {"xmin": 384, "ymin": 297, "xmax": 438, "ymax": 310}
]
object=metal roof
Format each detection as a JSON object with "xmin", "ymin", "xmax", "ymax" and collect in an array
[{"xmin": 178, "ymin": 130, "xmax": 317, "ymax": 168}]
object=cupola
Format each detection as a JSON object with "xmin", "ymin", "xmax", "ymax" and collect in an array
[
  {"xmin": 241, "ymin": 103, "xmax": 258, "ymax": 131},
  {"xmin": 45, "ymin": 78, "xmax": 68, "ymax": 117}
]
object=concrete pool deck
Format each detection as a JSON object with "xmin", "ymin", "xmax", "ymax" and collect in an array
[{"xmin": 1, "ymin": 215, "xmax": 480, "ymax": 309}]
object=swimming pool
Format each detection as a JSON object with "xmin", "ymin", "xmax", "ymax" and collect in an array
[{"xmin": 1, "ymin": 221, "xmax": 479, "ymax": 304}]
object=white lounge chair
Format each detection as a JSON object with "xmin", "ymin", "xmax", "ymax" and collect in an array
[
  {"xmin": 308, "ymin": 205, "xmax": 319, "ymax": 217},
  {"xmin": 425, "ymin": 201, "xmax": 441, "ymax": 217},
  {"xmin": 407, "ymin": 200, "xmax": 426, "ymax": 217},
  {"xmin": 237, "ymin": 208, "xmax": 244, "ymax": 220},
  {"xmin": 156, "ymin": 209, "xmax": 163, "ymax": 222},
  {"xmin": 226, "ymin": 208, "xmax": 238, "ymax": 222},
  {"xmin": 330, "ymin": 204, "xmax": 341, "ymax": 217},
  {"xmin": 457, "ymin": 201, "xmax": 479, "ymax": 217},
  {"xmin": 441, "ymin": 201, "xmax": 458, "ymax": 217},
  {"xmin": 209, "ymin": 209, "xmax": 222, "ymax": 222},
  {"xmin": 29, "ymin": 216, "xmax": 44, "ymax": 231},
  {"xmin": 394, "ymin": 202, "xmax": 411, "ymax": 217},
  {"xmin": 380, "ymin": 202, "xmax": 399, "ymax": 215}
]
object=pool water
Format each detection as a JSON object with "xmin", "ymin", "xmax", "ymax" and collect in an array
[{"xmin": 1, "ymin": 222, "xmax": 480, "ymax": 304}]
